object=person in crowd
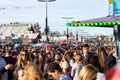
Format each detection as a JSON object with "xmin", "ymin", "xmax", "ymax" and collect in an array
[
  {"xmin": 34, "ymin": 53, "xmax": 48, "ymax": 72},
  {"xmin": 104, "ymin": 46, "xmax": 113, "ymax": 55},
  {"xmin": 15, "ymin": 49, "xmax": 30, "ymax": 68},
  {"xmin": 3, "ymin": 50, "xmax": 15, "ymax": 80},
  {"xmin": 45, "ymin": 52, "xmax": 54, "ymax": 64},
  {"xmin": 81, "ymin": 44, "xmax": 92, "ymax": 64},
  {"xmin": 73, "ymin": 50, "xmax": 80, "ymax": 57},
  {"xmin": 0, "ymin": 51, "xmax": 8, "ymax": 80},
  {"xmin": 50, "ymin": 51, "xmax": 55, "ymax": 61},
  {"xmin": 96, "ymin": 47, "xmax": 107, "ymax": 73},
  {"xmin": 60, "ymin": 53, "xmax": 71, "ymax": 75},
  {"xmin": 33, "ymin": 51, "xmax": 38, "ymax": 59},
  {"xmin": 78, "ymin": 64, "xmax": 98, "ymax": 80},
  {"xmin": 0, "ymin": 50, "xmax": 8, "ymax": 80},
  {"xmin": 23, "ymin": 62, "xmax": 44, "ymax": 80},
  {"xmin": 104, "ymin": 48, "xmax": 116, "ymax": 73},
  {"xmin": 17, "ymin": 68, "xmax": 24, "ymax": 80},
  {"xmin": 90, "ymin": 47, "xmax": 107, "ymax": 73},
  {"xmin": 14, "ymin": 67, "xmax": 24, "ymax": 80},
  {"xmin": 54, "ymin": 53, "xmax": 62, "ymax": 64},
  {"xmin": 69, "ymin": 50, "xmax": 75, "ymax": 67},
  {"xmin": 71, "ymin": 54, "xmax": 85, "ymax": 80},
  {"xmin": 70, "ymin": 50, "xmax": 80, "ymax": 67},
  {"xmin": 11, "ymin": 51, "xmax": 18, "ymax": 64},
  {"xmin": 45, "ymin": 62, "xmax": 72, "ymax": 80}
]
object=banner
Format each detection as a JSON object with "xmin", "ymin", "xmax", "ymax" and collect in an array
[{"xmin": 113, "ymin": 0, "xmax": 120, "ymax": 14}]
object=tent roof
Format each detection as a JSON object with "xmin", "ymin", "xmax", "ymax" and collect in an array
[
  {"xmin": 67, "ymin": 15, "xmax": 120, "ymax": 27},
  {"xmin": 81, "ymin": 15, "xmax": 120, "ymax": 22}
]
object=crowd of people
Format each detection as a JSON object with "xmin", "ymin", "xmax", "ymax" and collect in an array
[{"xmin": 0, "ymin": 42, "xmax": 117, "ymax": 80}]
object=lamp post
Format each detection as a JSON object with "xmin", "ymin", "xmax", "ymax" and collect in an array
[
  {"xmin": 62, "ymin": 17, "xmax": 73, "ymax": 44},
  {"xmin": 38, "ymin": 0, "xmax": 56, "ymax": 43},
  {"xmin": 76, "ymin": 27, "xmax": 78, "ymax": 42}
]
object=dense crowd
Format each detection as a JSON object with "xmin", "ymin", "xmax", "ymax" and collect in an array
[{"xmin": 0, "ymin": 43, "xmax": 117, "ymax": 80}]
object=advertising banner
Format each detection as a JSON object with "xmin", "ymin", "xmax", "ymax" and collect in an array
[{"xmin": 113, "ymin": 0, "xmax": 120, "ymax": 14}]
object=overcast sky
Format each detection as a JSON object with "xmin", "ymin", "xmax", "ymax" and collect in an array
[{"xmin": 0, "ymin": 0, "xmax": 113, "ymax": 36}]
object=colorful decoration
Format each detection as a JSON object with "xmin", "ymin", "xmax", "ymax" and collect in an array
[{"xmin": 66, "ymin": 21, "xmax": 120, "ymax": 27}]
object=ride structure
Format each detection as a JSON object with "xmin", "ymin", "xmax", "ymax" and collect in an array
[{"xmin": 66, "ymin": 0, "xmax": 120, "ymax": 62}]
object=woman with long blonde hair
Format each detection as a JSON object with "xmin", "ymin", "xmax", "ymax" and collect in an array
[
  {"xmin": 78, "ymin": 64, "xmax": 98, "ymax": 80},
  {"xmin": 23, "ymin": 62, "xmax": 44, "ymax": 80},
  {"xmin": 13, "ymin": 67, "xmax": 24, "ymax": 80},
  {"xmin": 71, "ymin": 54, "xmax": 85, "ymax": 80}
]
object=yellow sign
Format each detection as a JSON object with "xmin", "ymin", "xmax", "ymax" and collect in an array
[
  {"xmin": 116, "ymin": 40, "xmax": 118, "ymax": 47},
  {"xmin": 108, "ymin": 0, "xmax": 112, "ymax": 4}
]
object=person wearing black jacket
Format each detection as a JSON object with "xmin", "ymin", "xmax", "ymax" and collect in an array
[
  {"xmin": 3, "ymin": 50, "xmax": 15, "ymax": 80},
  {"xmin": 0, "ymin": 50, "xmax": 13, "ymax": 80},
  {"xmin": 104, "ymin": 49, "xmax": 116, "ymax": 73},
  {"xmin": 0, "ymin": 71, "xmax": 1, "ymax": 80}
]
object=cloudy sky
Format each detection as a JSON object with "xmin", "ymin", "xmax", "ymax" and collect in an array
[{"xmin": 0, "ymin": 0, "xmax": 113, "ymax": 36}]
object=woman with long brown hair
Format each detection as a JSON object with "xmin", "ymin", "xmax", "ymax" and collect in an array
[
  {"xmin": 15, "ymin": 49, "xmax": 30, "ymax": 68},
  {"xmin": 34, "ymin": 53, "xmax": 48, "ymax": 72},
  {"xmin": 90, "ymin": 47, "xmax": 107, "ymax": 73}
]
